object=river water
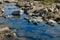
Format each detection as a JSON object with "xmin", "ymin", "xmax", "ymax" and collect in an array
[{"xmin": 3, "ymin": 3, "xmax": 60, "ymax": 40}]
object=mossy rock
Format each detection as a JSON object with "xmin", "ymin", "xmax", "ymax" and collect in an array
[{"xmin": 44, "ymin": 0, "xmax": 55, "ymax": 4}]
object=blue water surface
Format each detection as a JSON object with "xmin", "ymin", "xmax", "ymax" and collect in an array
[{"xmin": 4, "ymin": 3, "xmax": 60, "ymax": 40}]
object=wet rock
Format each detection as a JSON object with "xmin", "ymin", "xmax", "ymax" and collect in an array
[
  {"xmin": 24, "ymin": 16, "xmax": 43, "ymax": 25},
  {"xmin": 19, "ymin": 9, "xmax": 24, "ymax": 15},
  {"xmin": 2, "ymin": 13, "xmax": 9, "ymax": 18},
  {"xmin": 12, "ymin": 11, "xmax": 20, "ymax": 16},
  {"xmin": 46, "ymin": 19, "xmax": 57, "ymax": 26},
  {"xmin": 12, "ymin": 9, "xmax": 24, "ymax": 16},
  {"xmin": 36, "ymin": 17, "xmax": 43, "ymax": 22},
  {"xmin": 31, "ymin": 18, "xmax": 38, "ymax": 25}
]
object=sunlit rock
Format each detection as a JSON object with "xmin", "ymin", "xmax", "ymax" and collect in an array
[
  {"xmin": 46, "ymin": 19, "xmax": 57, "ymax": 26},
  {"xmin": 0, "ymin": 27, "xmax": 17, "ymax": 40}
]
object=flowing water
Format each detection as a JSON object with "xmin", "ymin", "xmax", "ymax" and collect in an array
[{"xmin": 3, "ymin": 3, "xmax": 60, "ymax": 40}]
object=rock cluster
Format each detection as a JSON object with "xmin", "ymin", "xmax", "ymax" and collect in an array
[
  {"xmin": 22, "ymin": 3, "xmax": 60, "ymax": 25},
  {"xmin": 0, "ymin": 27, "xmax": 17, "ymax": 40}
]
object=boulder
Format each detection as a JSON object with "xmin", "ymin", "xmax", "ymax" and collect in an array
[
  {"xmin": 46, "ymin": 19, "xmax": 57, "ymax": 26},
  {"xmin": 12, "ymin": 11, "xmax": 20, "ymax": 16}
]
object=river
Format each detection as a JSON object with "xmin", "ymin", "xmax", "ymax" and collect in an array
[{"xmin": 3, "ymin": 3, "xmax": 60, "ymax": 40}]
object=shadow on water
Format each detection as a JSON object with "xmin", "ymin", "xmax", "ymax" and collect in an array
[{"xmin": 4, "ymin": 3, "xmax": 60, "ymax": 40}]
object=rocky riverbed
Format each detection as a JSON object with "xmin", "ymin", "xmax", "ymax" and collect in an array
[
  {"xmin": 21, "ymin": 3, "xmax": 60, "ymax": 25},
  {"xmin": 0, "ymin": 1, "xmax": 60, "ymax": 40}
]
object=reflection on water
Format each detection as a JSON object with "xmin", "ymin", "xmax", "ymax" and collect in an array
[{"xmin": 4, "ymin": 3, "xmax": 60, "ymax": 40}]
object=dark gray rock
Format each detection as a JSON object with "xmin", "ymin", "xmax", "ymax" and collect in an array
[{"xmin": 12, "ymin": 11, "xmax": 20, "ymax": 16}]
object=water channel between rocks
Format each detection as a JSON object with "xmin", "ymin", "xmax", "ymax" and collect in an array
[{"xmin": 3, "ymin": 3, "xmax": 60, "ymax": 40}]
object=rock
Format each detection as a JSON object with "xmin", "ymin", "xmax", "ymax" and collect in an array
[
  {"xmin": 12, "ymin": 11, "xmax": 20, "ymax": 16},
  {"xmin": 4, "ymin": 1, "xmax": 10, "ymax": 3},
  {"xmin": 2, "ymin": 13, "xmax": 8, "ymax": 18},
  {"xmin": 28, "ymin": 13, "xmax": 33, "ymax": 16},
  {"xmin": 19, "ymin": 9, "xmax": 24, "ymax": 15},
  {"xmin": 0, "ymin": 2, "xmax": 2, "ymax": 4},
  {"xmin": 0, "ymin": 27, "xmax": 17, "ymax": 40},
  {"xmin": 56, "ymin": 4, "xmax": 60, "ymax": 9},
  {"xmin": 54, "ymin": 17, "xmax": 60, "ymax": 24},
  {"xmin": 12, "ymin": 9, "xmax": 24, "ymax": 16},
  {"xmin": 36, "ymin": 17, "xmax": 43, "ymax": 22},
  {"xmin": 15, "ymin": 4, "xmax": 21, "ymax": 8},
  {"xmin": 0, "ymin": 0, "xmax": 3, "ymax": 3},
  {"xmin": 46, "ymin": 19, "xmax": 57, "ymax": 26},
  {"xmin": 16, "ymin": 1, "xmax": 28, "ymax": 7},
  {"xmin": 4, "ymin": 0, "xmax": 18, "ymax": 3},
  {"xmin": 0, "ymin": 27, "xmax": 10, "ymax": 32}
]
